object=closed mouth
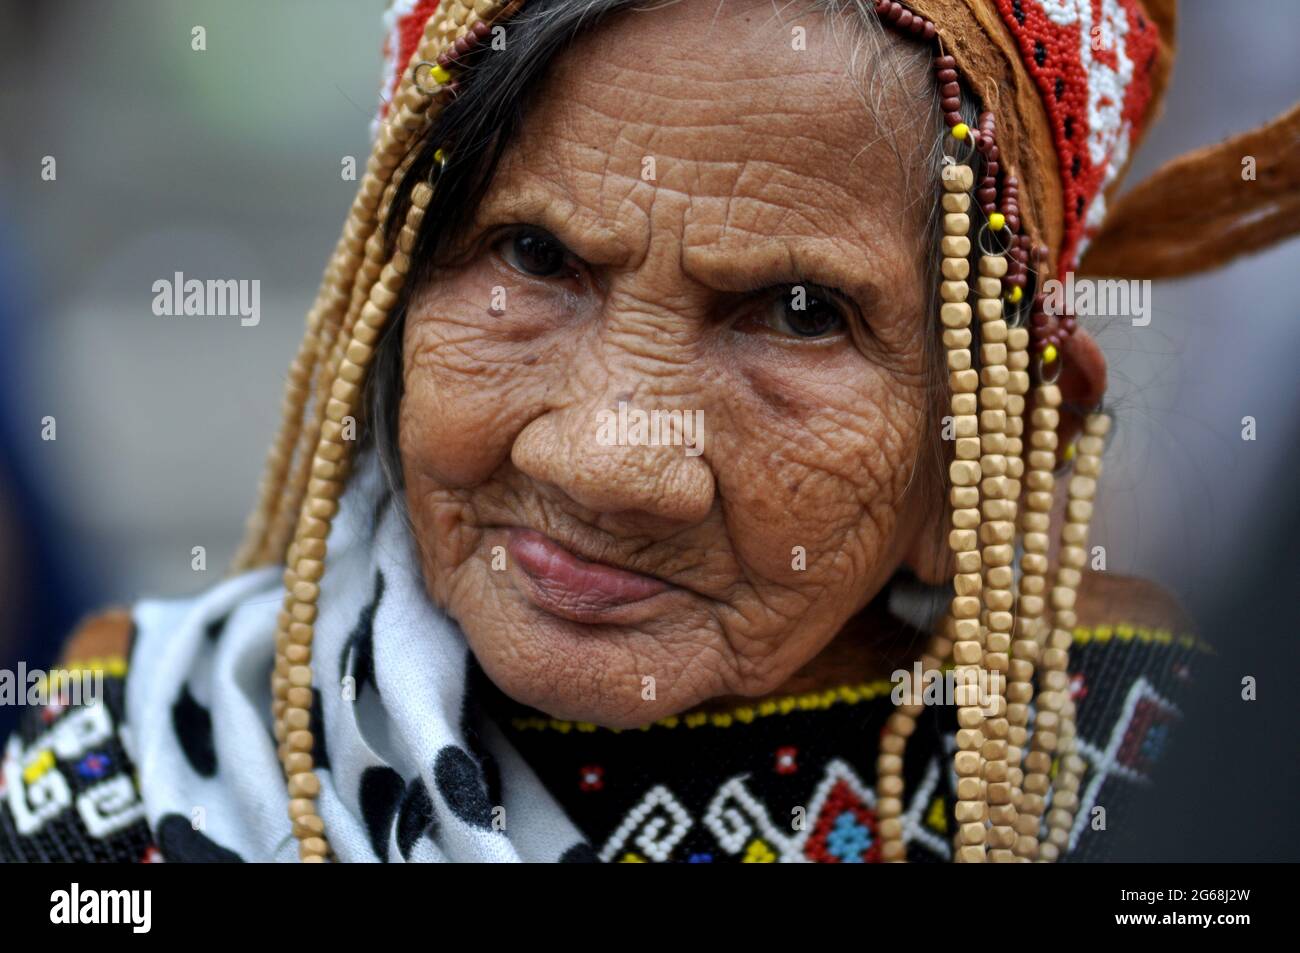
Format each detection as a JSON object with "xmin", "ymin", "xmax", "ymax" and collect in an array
[{"xmin": 504, "ymin": 526, "xmax": 678, "ymax": 624}]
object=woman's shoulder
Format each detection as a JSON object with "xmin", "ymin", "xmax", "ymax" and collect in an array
[
  {"xmin": 1075, "ymin": 570, "xmax": 1195, "ymax": 636},
  {"xmin": 0, "ymin": 609, "xmax": 159, "ymax": 863}
]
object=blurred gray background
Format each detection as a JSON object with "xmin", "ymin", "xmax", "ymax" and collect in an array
[{"xmin": 0, "ymin": 1, "xmax": 1297, "ymax": 858}]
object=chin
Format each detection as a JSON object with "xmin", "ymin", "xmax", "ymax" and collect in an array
[{"xmin": 451, "ymin": 565, "xmax": 725, "ymax": 728}]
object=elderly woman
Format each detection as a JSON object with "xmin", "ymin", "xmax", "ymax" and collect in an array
[{"xmin": 3, "ymin": 0, "xmax": 1296, "ymax": 863}]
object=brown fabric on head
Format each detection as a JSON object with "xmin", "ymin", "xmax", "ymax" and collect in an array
[{"xmin": 1078, "ymin": 102, "xmax": 1300, "ymax": 279}]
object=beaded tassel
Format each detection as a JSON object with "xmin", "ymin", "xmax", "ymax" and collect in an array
[
  {"xmin": 1036, "ymin": 411, "xmax": 1108, "ymax": 861},
  {"xmin": 1009, "ymin": 378, "xmax": 1062, "ymax": 858},
  {"xmin": 974, "ymin": 247, "xmax": 1017, "ymax": 860},
  {"xmin": 875, "ymin": 629, "xmax": 954, "ymax": 861},
  {"xmin": 235, "ymin": 0, "xmax": 491, "ymax": 573},
  {"xmin": 255, "ymin": 0, "xmax": 516, "ymax": 862},
  {"xmin": 1001, "ymin": 320, "xmax": 1031, "ymax": 814},
  {"xmin": 938, "ymin": 157, "xmax": 988, "ymax": 863},
  {"xmin": 275, "ymin": 181, "xmax": 433, "ymax": 862}
]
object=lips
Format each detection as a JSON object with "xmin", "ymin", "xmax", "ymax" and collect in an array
[{"xmin": 506, "ymin": 527, "xmax": 670, "ymax": 623}]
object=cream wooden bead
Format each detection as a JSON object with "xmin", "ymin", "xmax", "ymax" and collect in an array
[
  {"xmin": 943, "ymin": 328, "xmax": 972, "ymax": 349},
  {"xmin": 942, "ymin": 257, "xmax": 970, "ymax": 280},
  {"xmin": 943, "ymin": 165, "xmax": 974, "ymax": 191},
  {"xmin": 941, "ymin": 235, "xmax": 971, "ymax": 257},
  {"xmin": 941, "ymin": 280, "xmax": 969, "ymax": 302},
  {"xmin": 942, "ymin": 192, "xmax": 971, "ymax": 213},
  {"xmin": 941, "ymin": 302, "xmax": 972, "ymax": 328}
]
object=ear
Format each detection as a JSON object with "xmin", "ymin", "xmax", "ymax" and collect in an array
[{"xmin": 1055, "ymin": 327, "xmax": 1107, "ymax": 454}]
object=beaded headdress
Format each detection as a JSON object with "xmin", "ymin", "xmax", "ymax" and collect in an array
[{"xmin": 232, "ymin": 0, "xmax": 1299, "ymax": 861}]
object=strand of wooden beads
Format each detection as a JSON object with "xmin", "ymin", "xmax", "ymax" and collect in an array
[
  {"xmin": 236, "ymin": 5, "xmax": 466, "ymax": 571},
  {"xmin": 1009, "ymin": 373, "xmax": 1062, "ymax": 859},
  {"xmin": 268, "ymin": 1, "xmax": 508, "ymax": 860},
  {"xmin": 973, "ymin": 245, "xmax": 1017, "ymax": 861},
  {"xmin": 939, "ymin": 150, "xmax": 987, "ymax": 863},
  {"xmin": 274, "ymin": 181, "xmax": 435, "ymax": 862},
  {"xmin": 265, "ymin": 0, "xmax": 504, "ymax": 748},
  {"xmin": 876, "ymin": 627, "xmax": 955, "ymax": 861},
  {"xmin": 270, "ymin": 119, "xmax": 429, "ymax": 758},
  {"xmin": 1037, "ymin": 410, "xmax": 1108, "ymax": 861},
  {"xmin": 1002, "ymin": 318, "xmax": 1031, "ymax": 820}
]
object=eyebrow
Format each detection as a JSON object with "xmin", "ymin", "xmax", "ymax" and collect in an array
[
  {"xmin": 472, "ymin": 183, "xmax": 634, "ymax": 268},
  {"xmin": 473, "ymin": 181, "xmax": 888, "ymax": 312},
  {"xmin": 680, "ymin": 237, "xmax": 885, "ymax": 313}
]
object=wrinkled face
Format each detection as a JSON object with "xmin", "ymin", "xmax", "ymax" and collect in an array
[{"xmin": 399, "ymin": 0, "xmax": 943, "ymax": 727}]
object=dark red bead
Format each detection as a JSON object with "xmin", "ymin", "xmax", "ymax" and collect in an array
[
  {"xmin": 941, "ymin": 96, "xmax": 960, "ymax": 111},
  {"xmin": 945, "ymin": 111, "xmax": 963, "ymax": 126},
  {"xmin": 941, "ymin": 82, "xmax": 959, "ymax": 98},
  {"xmin": 897, "ymin": 10, "xmax": 912, "ymax": 28},
  {"xmin": 936, "ymin": 54, "xmax": 956, "ymax": 69},
  {"xmin": 937, "ymin": 68, "xmax": 958, "ymax": 82},
  {"xmin": 472, "ymin": 20, "xmax": 491, "ymax": 38},
  {"xmin": 922, "ymin": 22, "xmax": 936, "ymax": 39},
  {"xmin": 887, "ymin": 3, "xmax": 903, "ymax": 22}
]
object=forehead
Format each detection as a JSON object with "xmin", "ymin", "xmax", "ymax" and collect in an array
[{"xmin": 486, "ymin": 0, "xmax": 934, "ymax": 263}]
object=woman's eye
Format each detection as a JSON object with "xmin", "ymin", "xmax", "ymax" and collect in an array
[
  {"xmin": 498, "ymin": 228, "xmax": 569, "ymax": 278},
  {"xmin": 763, "ymin": 285, "xmax": 848, "ymax": 339}
]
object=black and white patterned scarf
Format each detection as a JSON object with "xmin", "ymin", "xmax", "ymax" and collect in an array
[{"xmin": 124, "ymin": 456, "xmax": 591, "ymax": 862}]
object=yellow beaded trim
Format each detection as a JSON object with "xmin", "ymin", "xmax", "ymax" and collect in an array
[
  {"xmin": 31, "ymin": 656, "xmax": 129, "ymax": 691},
  {"xmin": 505, "ymin": 625, "xmax": 1204, "ymax": 736},
  {"xmin": 1072, "ymin": 624, "xmax": 1213, "ymax": 654}
]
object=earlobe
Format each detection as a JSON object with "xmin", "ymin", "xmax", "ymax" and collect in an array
[{"xmin": 902, "ymin": 501, "xmax": 954, "ymax": 587}]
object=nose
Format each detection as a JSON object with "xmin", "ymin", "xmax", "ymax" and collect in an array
[{"xmin": 511, "ymin": 390, "xmax": 715, "ymax": 526}]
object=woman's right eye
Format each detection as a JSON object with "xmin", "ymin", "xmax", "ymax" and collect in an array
[{"xmin": 497, "ymin": 228, "xmax": 570, "ymax": 278}]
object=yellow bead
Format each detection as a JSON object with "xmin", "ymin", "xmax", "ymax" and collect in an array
[
  {"xmin": 430, "ymin": 64, "xmax": 452, "ymax": 85},
  {"xmin": 1043, "ymin": 343, "xmax": 1058, "ymax": 364},
  {"xmin": 433, "ymin": 147, "xmax": 445, "ymax": 164},
  {"xmin": 1063, "ymin": 442, "xmax": 1077, "ymax": 462},
  {"xmin": 952, "ymin": 123, "xmax": 969, "ymax": 141},
  {"xmin": 1008, "ymin": 286, "xmax": 1023, "ymax": 304},
  {"xmin": 989, "ymin": 212, "xmax": 1006, "ymax": 231},
  {"xmin": 23, "ymin": 750, "xmax": 55, "ymax": 784}
]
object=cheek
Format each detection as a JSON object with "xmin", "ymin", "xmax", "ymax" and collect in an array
[
  {"xmin": 399, "ymin": 269, "xmax": 562, "ymax": 488},
  {"xmin": 714, "ymin": 343, "xmax": 930, "ymax": 597}
]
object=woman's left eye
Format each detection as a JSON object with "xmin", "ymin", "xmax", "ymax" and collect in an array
[
  {"xmin": 497, "ymin": 228, "xmax": 571, "ymax": 278},
  {"xmin": 759, "ymin": 285, "xmax": 848, "ymax": 339}
]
